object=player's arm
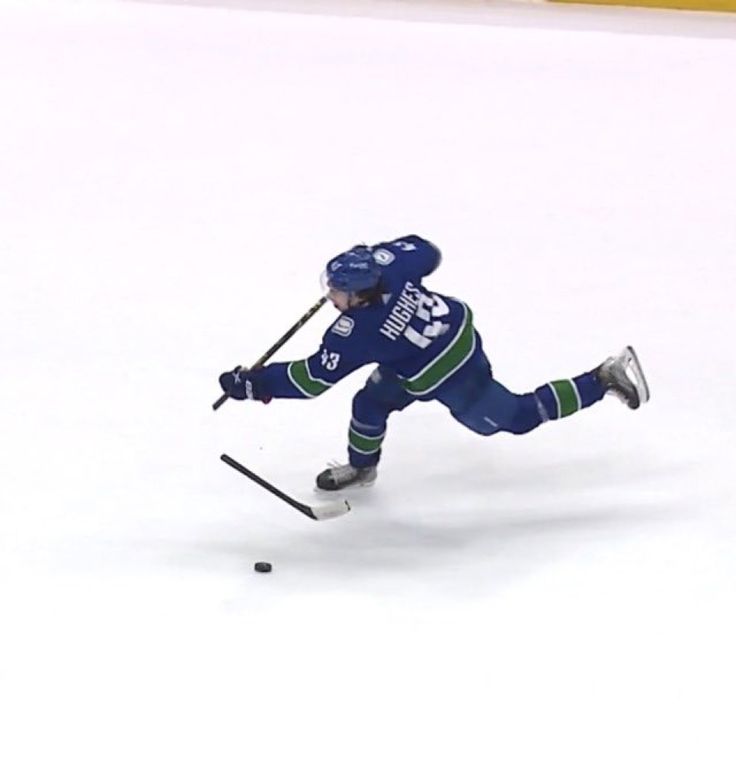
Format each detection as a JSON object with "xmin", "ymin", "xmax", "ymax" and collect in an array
[
  {"xmin": 373, "ymin": 234, "xmax": 442, "ymax": 278},
  {"xmin": 219, "ymin": 328, "xmax": 368, "ymax": 401}
]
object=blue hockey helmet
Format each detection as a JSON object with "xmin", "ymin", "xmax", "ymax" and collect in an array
[{"xmin": 324, "ymin": 245, "xmax": 382, "ymax": 293}]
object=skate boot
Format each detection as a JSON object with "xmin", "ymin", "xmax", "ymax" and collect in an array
[
  {"xmin": 596, "ymin": 345, "xmax": 650, "ymax": 409},
  {"xmin": 316, "ymin": 463, "xmax": 377, "ymax": 492}
]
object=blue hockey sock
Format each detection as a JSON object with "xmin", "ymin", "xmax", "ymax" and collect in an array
[
  {"xmin": 347, "ymin": 418, "xmax": 385, "ymax": 468},
  {"xmin": 534, "ymin": 370, "xmax": 605, "ymax": 421}
]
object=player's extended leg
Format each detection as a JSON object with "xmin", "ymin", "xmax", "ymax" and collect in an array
[
  {"xmin": 316, "ymin": 366, "xmax": 416, "ymax": 491},
  {"xmin": 440, "ymin": 346, "xmax": 649, "ymax": 436}
]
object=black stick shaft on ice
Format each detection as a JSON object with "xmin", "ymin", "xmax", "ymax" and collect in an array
[
  {"xmin": 220, "ymin": 454, "xmax": 317, "ymax": 520},
  {"xmin": 212, "ymin": 295, "xmax": 328, "ymax": 411}
]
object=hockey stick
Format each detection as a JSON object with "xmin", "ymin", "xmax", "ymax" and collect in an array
[
  {"xmin": 220, "ymin": 454, "xmax": 351, "ymax": 521},
  {"xmin": 212, "ymin": 295, "xmax": 329, "ymax": 411}
]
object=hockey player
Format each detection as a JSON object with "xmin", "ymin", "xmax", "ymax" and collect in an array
[{"xmin": 219, "ymin": 236, "xmax": 650, "ymax": 491}]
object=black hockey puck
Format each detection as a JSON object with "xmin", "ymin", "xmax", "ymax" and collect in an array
[{"xmin": 254, "ymin": 562, "xmax": 272, "ymax": 573}]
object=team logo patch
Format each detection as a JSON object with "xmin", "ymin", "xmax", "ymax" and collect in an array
[
  {"xmin": 373, "ymin": 248, "xmax": 395, "ymax": 266},
  {"xmin": 332, "ymin": 316, "xmax": 354, "ymax": 337}
]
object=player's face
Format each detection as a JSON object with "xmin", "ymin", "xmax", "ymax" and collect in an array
[{"xmin": 328, "ymin": 288, "xmax": 351, "ymax": 311}]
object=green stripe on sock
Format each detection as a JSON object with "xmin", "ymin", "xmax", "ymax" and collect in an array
[
  {"xmin": 349, "ymin": 428, "xmax": 384, "ymax": 454},
  {"xmin": 550, "ymin": 379, "xmax": 580, "ymax": 418}
]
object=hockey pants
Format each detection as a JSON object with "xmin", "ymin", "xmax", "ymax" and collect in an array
[{"xmin": 346, "ymin": 353, "xmax": 605, "ymax": 469}]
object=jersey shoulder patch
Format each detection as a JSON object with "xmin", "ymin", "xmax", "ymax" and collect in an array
[
  {"xmin": 331, "ymin": 316, "xmax": 355, "ymax": 337},
  {"xmin": 372, "ymin": 247, "xmax": 395, "ymax": 266}
]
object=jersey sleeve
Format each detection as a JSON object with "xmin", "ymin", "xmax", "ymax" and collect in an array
[
  {"xmin": 372, "ymin": 234, "xmax": 442, "ymax": 280},
  {"xmin": 257, "ymin": 322, "xmax": 371, "ymax": 399}
]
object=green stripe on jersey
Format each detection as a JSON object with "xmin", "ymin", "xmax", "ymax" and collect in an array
[
  {"xmin": 348, "ymin": 428, "xmax": 385, "ymax": 455},
  {"xmin": 401, "ymin": 304, "xmax": 476, "ymax": 396},
  {"xmin": 549, "ymin": 379, "xmax": 581, "ymax": 417},
  {"xmin": 287, "ymin": 360, "xmax": 332, "ymax": 398}
]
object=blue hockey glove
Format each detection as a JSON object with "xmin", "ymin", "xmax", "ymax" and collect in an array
[{"xmin": 219, "ymin": 366, "xmax": 271, "ymax": 403}]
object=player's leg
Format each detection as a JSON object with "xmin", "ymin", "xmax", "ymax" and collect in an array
[
  {"xmin": 524, "ymin": 345, "xmax": 650, "ymax": 429},
  {"xmin": 501, "ymin": 370, "xmax": 607, "ymax": 435},
  {"xmin": 439, "ymin": 346, "xmax": 649, "ymax": 436},
  {"xmin": 316, "ymin": 367, "xmax": 415, "ymax": 491}
]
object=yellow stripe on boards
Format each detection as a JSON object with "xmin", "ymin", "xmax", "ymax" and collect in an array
[{"xmin": 550, "ymin": 0, "xmax": 736, "ymax": 11}]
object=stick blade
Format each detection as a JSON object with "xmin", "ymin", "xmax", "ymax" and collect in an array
[{"xmin": 309, "ymin": 499, "xmax": 351, "ymax": 521}]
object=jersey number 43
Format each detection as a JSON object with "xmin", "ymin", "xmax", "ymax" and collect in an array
[{"xmin": 405, "ymin": 293, "xmax": 450, "ymax": 349}]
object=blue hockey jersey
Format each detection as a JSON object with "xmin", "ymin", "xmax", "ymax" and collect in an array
[{"xmin": 258, "ymin": 235, "xmax": 478, "ymax": 400}]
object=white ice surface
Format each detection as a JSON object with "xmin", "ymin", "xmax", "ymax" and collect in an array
[{"xmin": 1, "ymin": 1, "xmax": 735, "ymax": 772}]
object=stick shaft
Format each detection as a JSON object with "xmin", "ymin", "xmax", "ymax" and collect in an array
[
  {"xmin": 212, "ymin": 295, "xmax": 328, "ymax": 410},
  {"xmin": 220, "ymin": 454, "xmax": 317, "ymax": 520}
]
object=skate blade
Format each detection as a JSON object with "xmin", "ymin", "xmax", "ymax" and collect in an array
[
  {"xmin": 623, "ymin": 345, "xmax": 651, "ymax": 406},
  {"xmin": 314, "ymin": 478, "xmax": 376, "ymax": 496}
]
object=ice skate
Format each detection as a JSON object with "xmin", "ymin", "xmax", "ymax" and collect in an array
[
  {"xmin": 316, "ymin": 463, "xmax": 377, "ymax": 491},
  {"xmin": 596, "ymin": 345, "xmax": 650, "ymax": 409}
]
